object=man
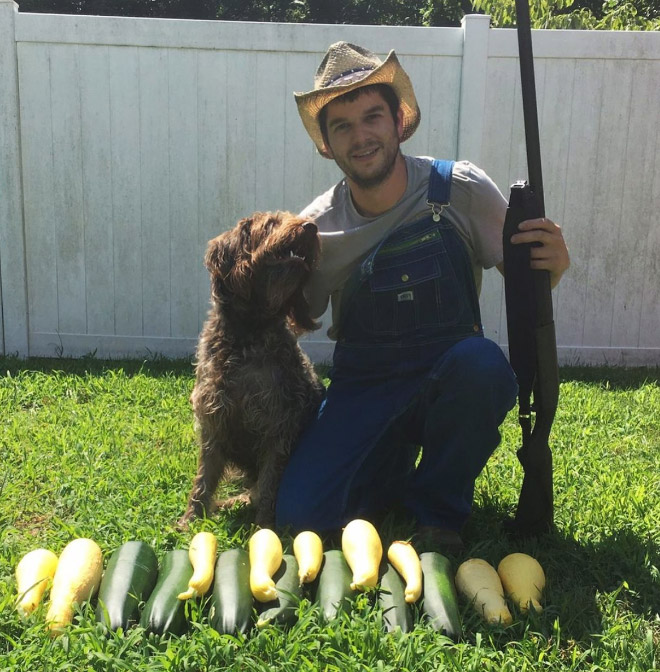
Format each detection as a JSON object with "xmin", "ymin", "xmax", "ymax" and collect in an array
[{"xmin": 275, "ymin": 42, "xmax": 569, "ymax": 552}]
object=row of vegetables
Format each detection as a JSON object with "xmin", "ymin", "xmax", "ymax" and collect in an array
[{"xmin": 14, "ymin": 519, "xmax": 546, "ymax": 639}]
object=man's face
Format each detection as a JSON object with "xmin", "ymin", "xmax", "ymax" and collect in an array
[{"xmin": 323, "ymin": 89, "xmax": 404, "ymax": 190}]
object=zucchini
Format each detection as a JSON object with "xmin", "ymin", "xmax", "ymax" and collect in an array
[
  {"xmin": 378, "ymin": 562, "xmax": 413, "ymax": 633},
  {"xmin": 256, "ymin": 554, "xmax": 302, "ymax": 628},
  {"xmin": 314, "ymin": 550, "xmax": 353, "ymax": 622},
  {"xmin": 419, "ymin": 552, "xmax": 462, "ymax": 640},
  {"xmin": 209, "ymin": 548, "xmax": 253, "ymax": 635},
  {"xmin": 140, "ymin": 550, "xmax": 193, "ymax": 636},
  {"xmin": 96, "ymin": 541, "xmax": 158, "ymax": 631}
]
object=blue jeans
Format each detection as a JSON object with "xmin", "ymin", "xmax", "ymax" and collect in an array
[{"xmin": 276, "ymin": 336, "xmax": 517, "ymax": 533}]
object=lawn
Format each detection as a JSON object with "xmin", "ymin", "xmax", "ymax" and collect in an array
[{"xmin": 0, "ymin": 356, "xmax": 658, "ymax": 671}]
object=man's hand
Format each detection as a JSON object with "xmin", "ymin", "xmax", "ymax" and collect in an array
[{"xmin": 509, "ymin": 217, "xmax": 570, "ymax": 289}]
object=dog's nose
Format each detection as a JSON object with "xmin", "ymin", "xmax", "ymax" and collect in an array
[{"xmin": 302, "ymin": 221, "xmax": 317, "ymax": 234}]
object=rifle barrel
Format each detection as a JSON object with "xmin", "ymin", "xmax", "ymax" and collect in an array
[{"xmin": 515, "ymin": 0, "xmax": 545, "ymax": 215}]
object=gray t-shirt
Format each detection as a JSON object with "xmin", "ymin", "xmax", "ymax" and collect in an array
[{"xmin": 301, "ymin": 156, "xmax": 508, "ymax": 340}]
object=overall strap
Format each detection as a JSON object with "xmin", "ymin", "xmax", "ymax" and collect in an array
[
  {"xmin": 427, "ymin": 159, "xmax": 455, "ymax": 214},
  {"xmin": 428, "ymin": 158, "xmax": 482, "ymax": 323}
]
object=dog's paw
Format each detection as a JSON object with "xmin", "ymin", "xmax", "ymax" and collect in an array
[
  {"xmin": 216, "ymin": 492, "xmax": 252, "ymax": 510},
  {"xmin": 176, "ymin": 516, "xmax": 192, "ymax": 531},
  {"xmin": 254, "ymin": 506, "xmax": 276, "ymax": 529},
  {"xmin": 176, "ymin": 510, "xmax": 195, "ymax": 530}
]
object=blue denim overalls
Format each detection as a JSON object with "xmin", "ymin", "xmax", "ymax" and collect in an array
[{"xmin": 276, "ymin": 160, "xmax": 517, "ymax": 533}]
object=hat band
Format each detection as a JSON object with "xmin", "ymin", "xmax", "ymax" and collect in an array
[{"xmin": 325, "ymin": 67, "xmax": 374, "ymax": 88}]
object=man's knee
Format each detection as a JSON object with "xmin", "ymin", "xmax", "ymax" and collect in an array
[{"xmin": 435, "ymin": 337, "xmax": 518, "ymax": 415}]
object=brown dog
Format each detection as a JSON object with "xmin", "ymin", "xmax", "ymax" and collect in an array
[{"xmin": 178, "ymin": 211, "xmax": 324, "ymax": 528}]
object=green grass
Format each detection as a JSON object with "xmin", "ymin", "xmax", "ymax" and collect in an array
[{"xmin": 0, "ymin": 356, "xmax": 658, "ymax": 671}]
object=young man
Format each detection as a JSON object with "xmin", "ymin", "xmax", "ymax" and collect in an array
[{"xmin": 275, "ymin": 42, "xmax": 569, "ymax": 552}]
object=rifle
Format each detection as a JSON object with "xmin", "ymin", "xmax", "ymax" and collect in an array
[{"xmin": 502, "ymin": 0, "xmax": 560, "ymax": 536}]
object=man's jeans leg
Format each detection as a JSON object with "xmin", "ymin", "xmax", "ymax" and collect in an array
[{"xmin": 404, "ymin": 337, "xmax": 518, "ymax": 531}]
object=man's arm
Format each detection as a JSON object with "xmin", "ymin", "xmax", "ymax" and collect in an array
[{"xmin": 497, "ymin": 216, "xmax": 570, "ymax": 289}]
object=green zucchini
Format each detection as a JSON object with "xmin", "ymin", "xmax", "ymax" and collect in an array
[
  {"xmin": 95, "ymin": 541, "xmax": 158, "ymax": 631},
  {"xmin": 140, "ymin": 550, "xmax": 193, "ymax": 636},
  {"xmin": 314, "ymin": 550, "xmax": 353, "ymax": 621},
  {"xmin": 378, "ymin": 562, "xmax": 413, "ymax": 633},
  {"xmin": 256, "ymin": 554, "xmax": 302, "ymax": 628},
  {"xmin": 419, "ymin": 551, "xmax": 462, "ymax": 640},
  {"xmin": 209, "ymin": 548, "xmax": 253, "ymax": 635}
]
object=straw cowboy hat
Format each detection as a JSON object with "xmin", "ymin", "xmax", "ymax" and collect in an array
[{"xmin": 295, "ymin": 42, "xmax": 421, "ymax": 158}]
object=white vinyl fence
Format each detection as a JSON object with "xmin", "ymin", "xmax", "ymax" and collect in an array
[{"xmin": 1, "ymin": 1, "xmax": 659, "ymax": 365}]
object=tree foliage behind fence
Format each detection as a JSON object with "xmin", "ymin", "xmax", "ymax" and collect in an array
[{"xmin": 16, "ymin": 0, "xmax": 660, "ymax": 29}]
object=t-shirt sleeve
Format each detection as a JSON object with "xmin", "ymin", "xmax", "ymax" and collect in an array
[
  {"xmin": 460, "ymin": 161, "xmax": 508, "ymax": 269},
  {"xmin": 298, "ymin": 191, "xmax": 338, "ymax": 319}
]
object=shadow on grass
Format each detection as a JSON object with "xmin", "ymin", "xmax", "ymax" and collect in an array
[
  {"xmin": 212, "ymin": 494, "xmax": 658, "ymax": 654},
  {"xmin": 464, "ymin": 501, "xmax": 659, "ymax": 644}
]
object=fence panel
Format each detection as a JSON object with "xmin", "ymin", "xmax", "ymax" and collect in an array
[
  {"xmin": 480, "ymin": 29, "xmax": 660, "ymax": 366},
  {"xmin": 0, "ymin": 7, "xmax": 658, "ymax": 365}
]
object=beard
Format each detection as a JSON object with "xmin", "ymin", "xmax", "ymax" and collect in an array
[{"xmin": 334, "ymin": 136, "xmax": 401, "ymax": 190}]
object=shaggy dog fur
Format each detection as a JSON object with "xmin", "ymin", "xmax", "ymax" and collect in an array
[{"xmin": 178, "ymin": 211, "xmax": 324, "ymax": 528}]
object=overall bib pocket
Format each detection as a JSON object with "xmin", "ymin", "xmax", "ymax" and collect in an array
[{"xmin": 353, "ymin": 226, "xmax": 462, "ymax": 337}]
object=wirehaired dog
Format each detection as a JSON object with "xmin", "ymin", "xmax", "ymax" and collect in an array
[{"xmin": 178, "ymin": 211, "xmax": 324, "ymax": 528}]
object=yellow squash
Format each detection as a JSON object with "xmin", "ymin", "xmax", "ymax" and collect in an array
[
  {"xmin": 341, "ymin": 519, "xmax": 382, "ymax": 591},
  {"xmin": 387, "ymin": 540, "xmax": 423, "ymax": 603},
  {"xmin": 15, "ymin": 548, "xmax": 59, "ymax": 618},
  {"xmin": 248, "ymin": 528, "xmax": 283, "ymax": 602},
  {"xmin": 178, "ymin": 531, "xmax": 218, "ymax": 600},
  {"xmin": 293, "ymin": 531, "xmax": 324, "ymax": 585},
  {"xmin": 497, "ymin": 552, "xmax": 545, "ymax": 613},
  {"xmin": 46, "ymin": 538, "xmax": 103, "ymax": 635},
  {"xmin": 455, "ymin": 558, "xmax": 512, "ymax": 625}
]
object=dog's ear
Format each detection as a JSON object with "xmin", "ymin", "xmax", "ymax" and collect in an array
[
  {"xmin": 205, "ymin": 220, "xmax": 253, "ymax": 300},
  {"xmin": 204, "ymin": 231, "xmax": 229, "ymax": 275}
]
